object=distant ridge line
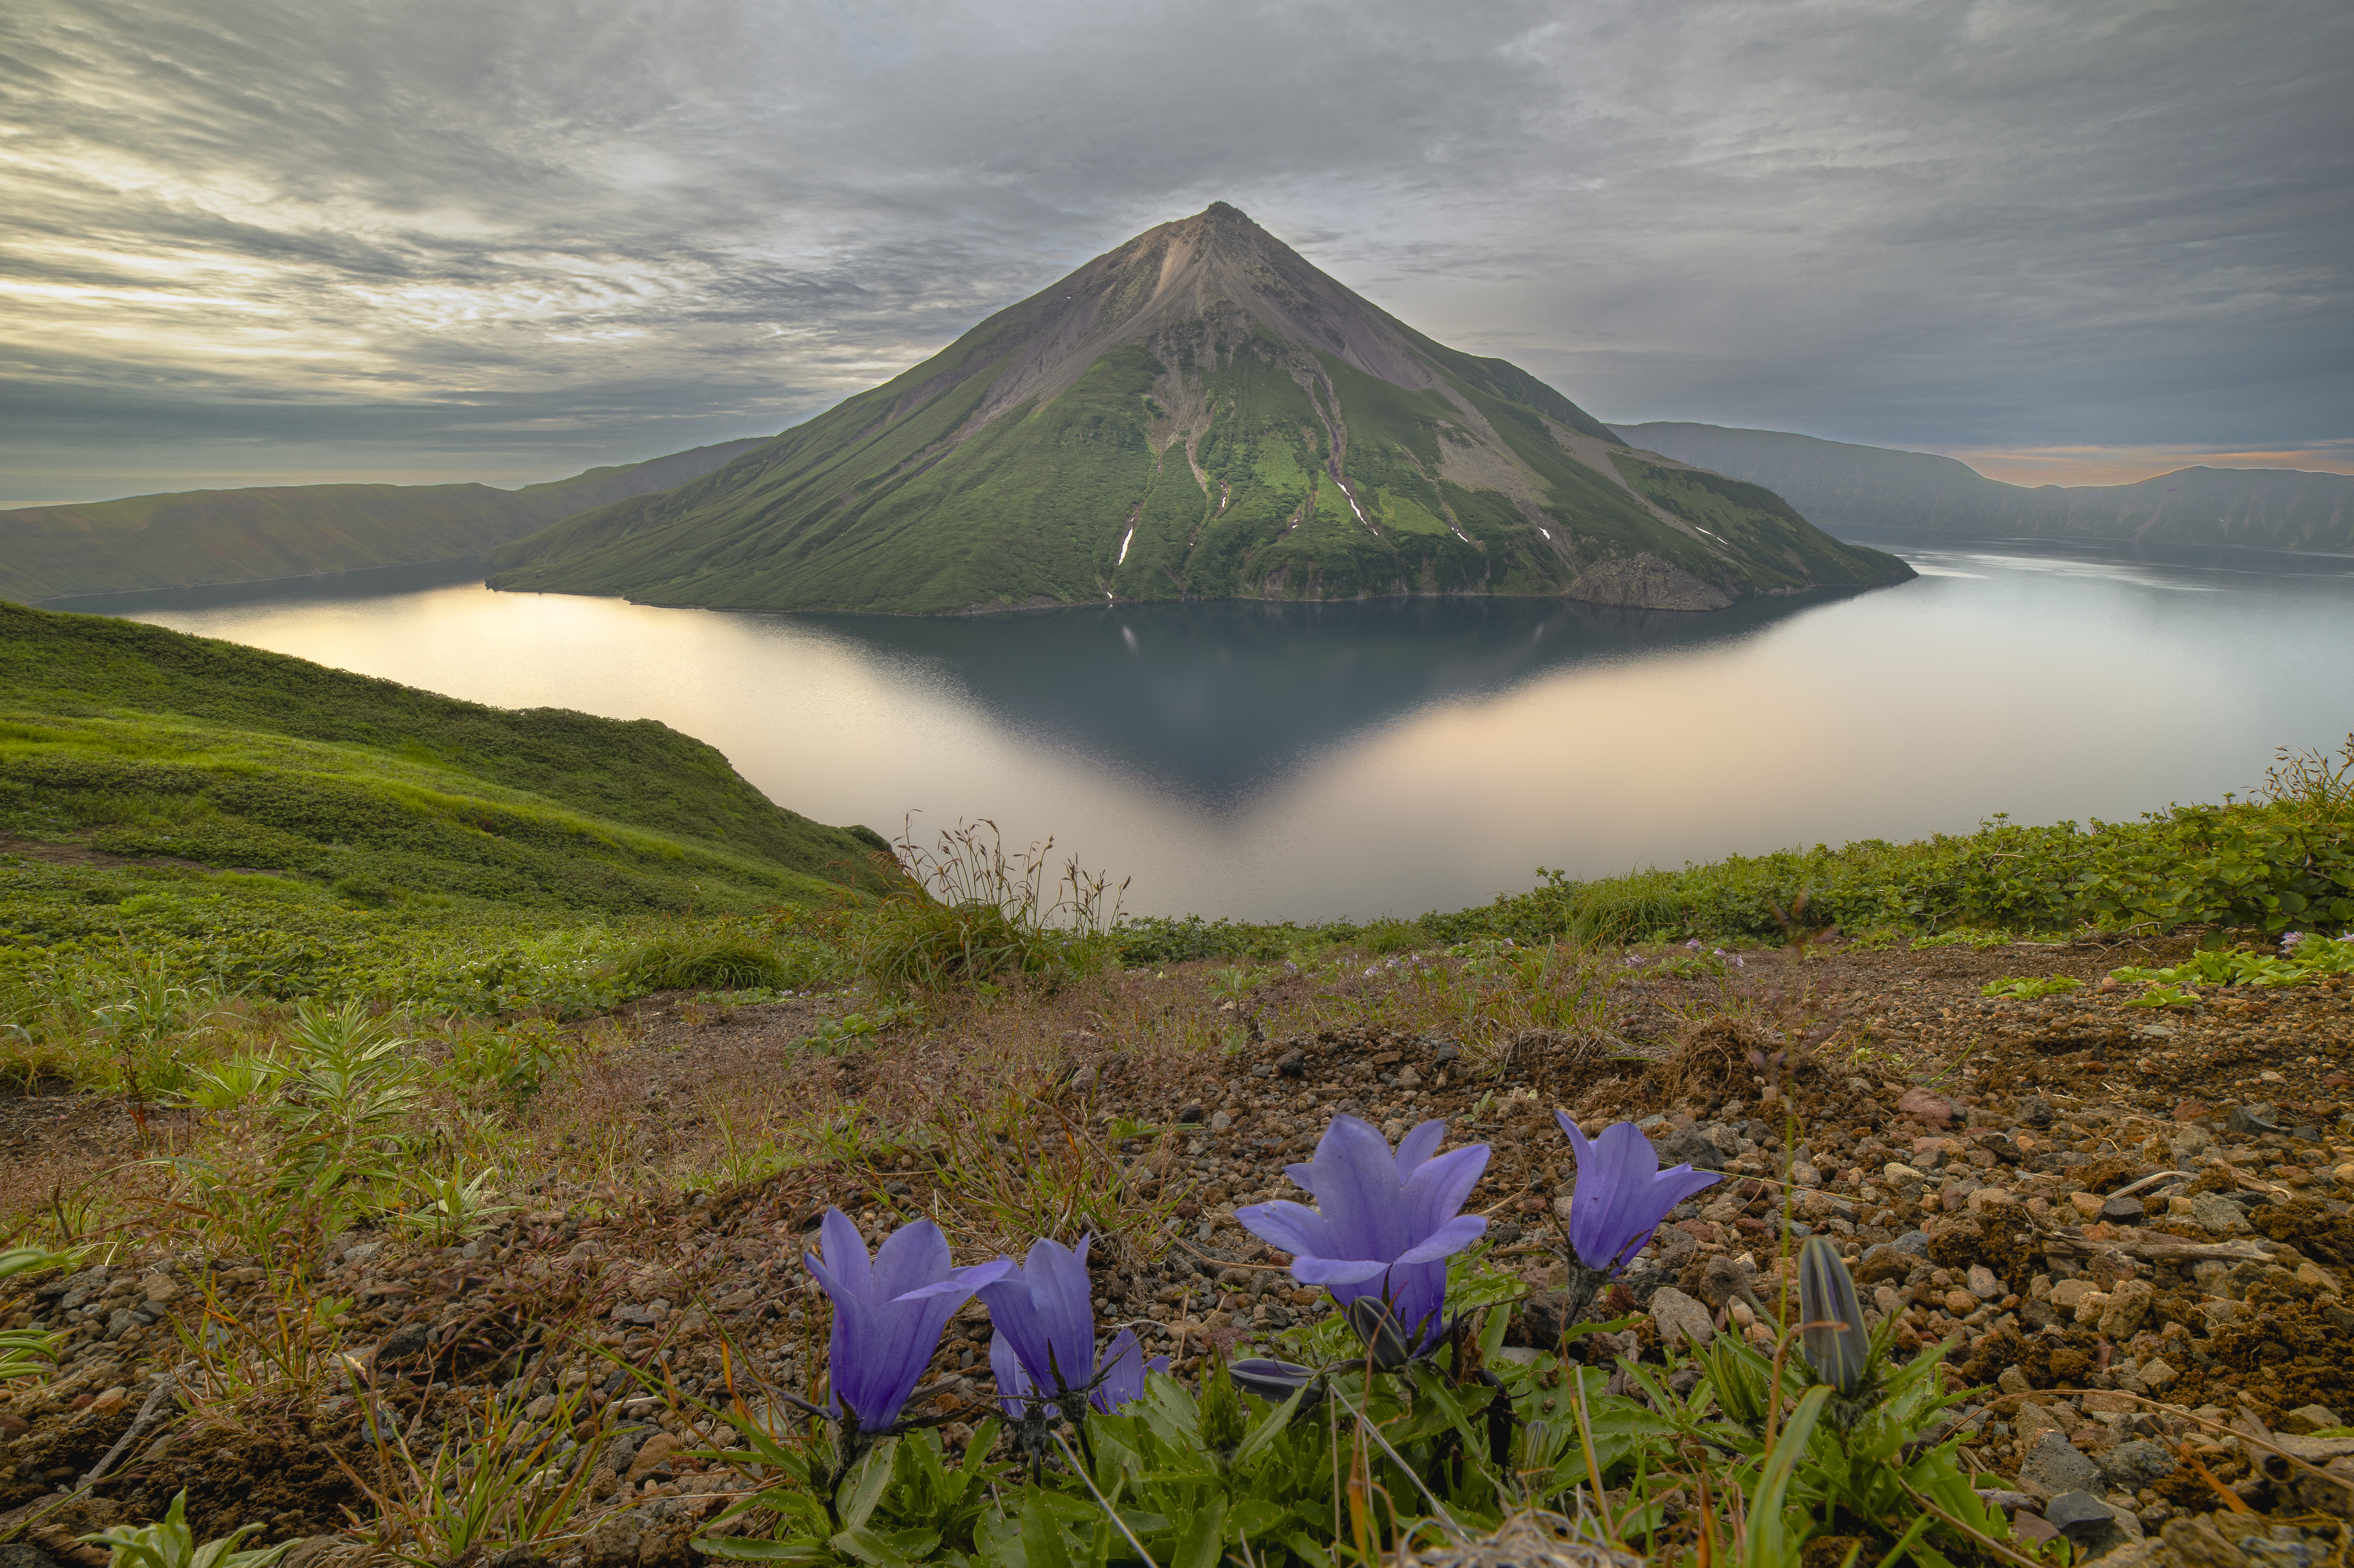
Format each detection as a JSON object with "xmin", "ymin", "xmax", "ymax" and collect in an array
[{"xmin": 1612, "ymin": 422, "xmax": 2354, "ymax": 553}]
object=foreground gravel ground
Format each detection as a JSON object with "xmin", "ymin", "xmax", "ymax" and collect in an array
[{"xmin": 5, "ymin": 936, "xmax": 2353, "ymax": 1566}]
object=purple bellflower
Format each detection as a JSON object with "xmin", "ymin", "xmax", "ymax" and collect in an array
[
  {"xmin": 979, "ymin": 1234, "xmax": 1164, "ymax": 1413},
  {"xmin": 1236, "ymin": 1115, "xmax": 1488, "ymax": 1359},
  {"xmin": 1553, "ymin": 1113, "xmax": 1722, "ymax": 1276},
  {"xmin": 802, "ymin": 1208, "xmax": 1012, "ymax": 1436},
  {"xmin": 979, "ymin": 1234, "xmax": 1098, "ymax": 1402},
  {"xmin": 993, "ymin": 1322, "xmax": 1165, "ymax": 1417}
]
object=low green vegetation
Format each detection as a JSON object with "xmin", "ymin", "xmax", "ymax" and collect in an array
[
  {"xmin": 0, "ymin": 438, "xmax": 762, "ymax": 601},
  {"xmin": 0, "ymin": 602, "xmax": 889, "ymax": 1069},
  {"xmin": 1119, "ymin": 736, "xmax": 2354, "ymax": 963}
]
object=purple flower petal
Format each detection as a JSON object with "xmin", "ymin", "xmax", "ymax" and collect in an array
[
  {"xmin": 1392, "ymin": 1212, "xmax": 1488, "ymax": 1267},
  {"xmin": 1291, "ymin": 1255, "xmax": 1393, "ymax": 1286},
  {"xmin": 979, "ymin": 1235, "xmax": 1102, "ymax": 1399},
  {"xmin": 1394, "ymin": 1120, "xmax": 1446, "ymax": 1179},
  {"xmin": 1240, "ymin": 1111, "xmax": 1490, "ymax": 1358},
  {"xmin": 802, "ymin": 1209, "xmax": 998, "ymax": 1432},
  {"xmin": 1554, "ymin": 1113, "xmax": 1722, "ymax": 1275},
  {"xmin": 1236, "ymin": 1200, "xmax": 1340, "ymax": 1260},
  {"xmin": 1402, "ymin": 1144, "xmax": 1489, "ymax": 1241},
  {"xmin": 1091, "ymin": 1329, "xmax": 1150, "ymax": 1412},
  {"xmin": 991, "ymin": 1331, "xmax": 1036, "ymax": 1418},
  {"xmin": 870, "ymin": 1218, "xmax": 952, "ymax": 1300}
]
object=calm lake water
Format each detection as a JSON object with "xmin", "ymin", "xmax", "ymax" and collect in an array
[{"xmin": 83, "ymin": 540, "xmax": 2354, "ymax": 922}]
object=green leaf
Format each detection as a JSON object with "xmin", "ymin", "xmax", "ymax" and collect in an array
[
  {"xmin": 1229, "ymin": 1382, "xmax": 1306, "ymax": 1469},
  {"xmin": 837, "ymin": 1442, "xmax": 896, "ymax": 1532},
  {"xmin": 691, "ymin": 1539, "xmax": 831, "ymax": 1563},
  {"xmin": 829, "ymin": 1526, "xmax": 940, "ymax": 1567},
  {"xmin": 1171, "ymin": 1495, "xmax": 1227, "ymax": 1568},
  {"xmin": 1014, "ymin": 1495, "xmax": 1076, "ymax": 1568},
  {"xmin": 1745, "ymin": 1386, "xmax": 1831, "ymax": 1568}
]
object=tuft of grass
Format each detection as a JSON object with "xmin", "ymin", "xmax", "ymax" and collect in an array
[
  {"xmin": 617, "ymin": 920, "xmax": 797, "ymax": 992},
  {"xmin": 854, "ymin": 818, "xmax": 1124, "ymax": 995}
]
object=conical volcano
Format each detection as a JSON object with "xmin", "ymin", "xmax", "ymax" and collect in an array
[{"xmin": 488, "ymin": 204, "xmax": 1911, "ymax": 614}]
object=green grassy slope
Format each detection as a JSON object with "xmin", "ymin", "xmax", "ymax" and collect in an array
[
  {"xmin": 0, "ymin": 602, "xmax": 888, "ymax": 1002},
  {"xmin": 490, "ymin": 336, "xmax": 1909, "ymax": 613},
  {"xmin": 488, "ymin": 208, "xmax": 1912, "ymax": 615},
  {"xmin": 0, "ymin": 439, "xmax": 763, "ymax": 602}
]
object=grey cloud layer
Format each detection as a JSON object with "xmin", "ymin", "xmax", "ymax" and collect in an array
[{"xmin": 2, "ymin": 0, "xmax": 2347, "ymax": 502}]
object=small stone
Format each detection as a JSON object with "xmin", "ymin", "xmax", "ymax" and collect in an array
[
  {"xmin": 2296, "ymin": 1262, "xmax": 2341, "ymax": 1294},
  {"xmin": 2052, "ymin": 1278, "xmax": 2098, "ymax": 1310},
  {"xmin": 2199, "ymin": 1300, "xmax": 2242, "ymax": 1329},
  {"xmin": 2101, "ymin": 1439, "xmax": 2178, "ymax": 1491},
  {"xmin": 1998, "ymin": 1365, "xmax": 2033, "ymax": 1395},
  {"xmin": 1275, "ymin": 1050, "xmax": 1305, "ymax": 1077},
  {"xmin": 2137, "ymin": 1358, "xmax": 2178, "ymax": 1389},
  {"xmin": 2022, "ymin": 1434, "xmax": 2106, "ymax": 1497},
  {"xmin": 1209, "ymin": 1110, "xmax": 1233, "ymax": 1130},
  {"xmin": 2044, "ymin": 1491, "xmax": 2117, "ymax": 1544},
  {"xmin": 2010, "ymin": 1513, "xmax": 2062, "ymax": 1547},
  {"xmin": 582, "ymin": 1513, "xmax": 642, "ymax": 1568},
  {"xmin": 1943, "ymin": 1287, "xmax": 1979, "ymax": 1315},
  {"xmin": 1176, "ymin": 1105, "xmax": 1205, "ymax": 1124},
  {"xmin": 2070, "ymin": 1191, "xmax": 2106, "ymax": 1218},
  {"xmin": 1646, "ymin": 1286, "xmax": 1716, "ymax": 1350},
  {"xmin": 378, "ymin": 1323, "xmax": 431, "ymax": 1361},
  {"xmin": 1660, "ymin": 1128, "xmax": 1725, "ymax": 1171},
  {"xmin": 2281, "ymin": 1405, "xmax": 2344, "ymax": 1435},
  {"xmin": 1883, "ymin": 1162, "xmax": 1928, "ymax": 1184},
  {"xmin": 1899, "ymin": 1087, "xmax": 1959, "ymax": 1128},
  {"xmin": 2189, "ymin": 1193, "xmax": 2250, "ymax": 1235},
  {"xmin": 2021, "ymin": 1097, "xmax": 2054, "ymax": 1128},
  {"xmin": 1967, "ymin": 1187, "xmax": 2016, "ymax": 1212},
  {"xmin": 1967, "ymin": 1264, "xmax": 2002, "ymax": 1300},
  {"xmin": 139, "ymin": 1274, "xmax": 179, "ymax": 1304},
  {"xmin": 2097, "ymin": 1280, "xmax": 2155, "ymax": 1339},
  {"xmin": 2101, "ymin": 1196, "xmax": 2147, "ymax": 1225},
  {"xmin": 625, "ymin": 1432, "xmax": 681, "ymax": 1483},
  {"xmin": 2230, "ymin": 1103, "xmax": 2284, "ymax": 1136},
  {"xmin": 1790, "ymin": 1161, "xmax": 1822, "ymax": 1188}
]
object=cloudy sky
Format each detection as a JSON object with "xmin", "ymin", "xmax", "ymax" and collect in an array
[{"xmin": 3, "ymin": 0, "xmax": 2348, "ymax": 507}]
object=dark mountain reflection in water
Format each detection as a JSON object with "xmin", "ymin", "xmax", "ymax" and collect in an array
[{"xmin": 795, "ymin": 593, "xmax": 1846, "ymax": 806}]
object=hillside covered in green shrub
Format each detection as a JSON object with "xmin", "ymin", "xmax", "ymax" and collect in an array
[{"xmin": 0, "ymin": 601, "xmax": 887, "ymax": 1011}]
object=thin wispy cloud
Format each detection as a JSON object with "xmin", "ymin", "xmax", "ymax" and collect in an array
[{"xmin": 1, "ymin": 0, "xmax": 2347, "ymax": 504}]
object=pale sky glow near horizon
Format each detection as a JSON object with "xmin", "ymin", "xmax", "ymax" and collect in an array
[{"xmin": 3, "ymin": 0, "xmax": 2349, "ymax": 508}]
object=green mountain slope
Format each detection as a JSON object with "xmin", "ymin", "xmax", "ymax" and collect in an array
[
  {"xmin": 0, "ymin": 438, "xmax": 763, "ymax": 602},
  {"xmin": 0, "ymin": 600, "xmax": 886, "ymax": 925},
  {"xmin": 1614, "ymin": 422, "xmax": 2354, "ymax": 552},
  {"xmin": 488, "ymin": 205, "xmax": 1911, "ymax": 614}
]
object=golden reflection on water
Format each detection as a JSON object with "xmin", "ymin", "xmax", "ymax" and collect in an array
[{"xmin": 126, "ymin": 548, "xmax": 2354, "ymax": 920}]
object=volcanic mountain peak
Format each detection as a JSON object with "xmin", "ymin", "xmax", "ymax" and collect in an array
[
  {"xmin": 966, "ymin": 203, "xmax": 1450, "ymax": 428},
  {"xmin": 488, "ymin": 205, "xmax": 1912, "ymax": 615}
]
